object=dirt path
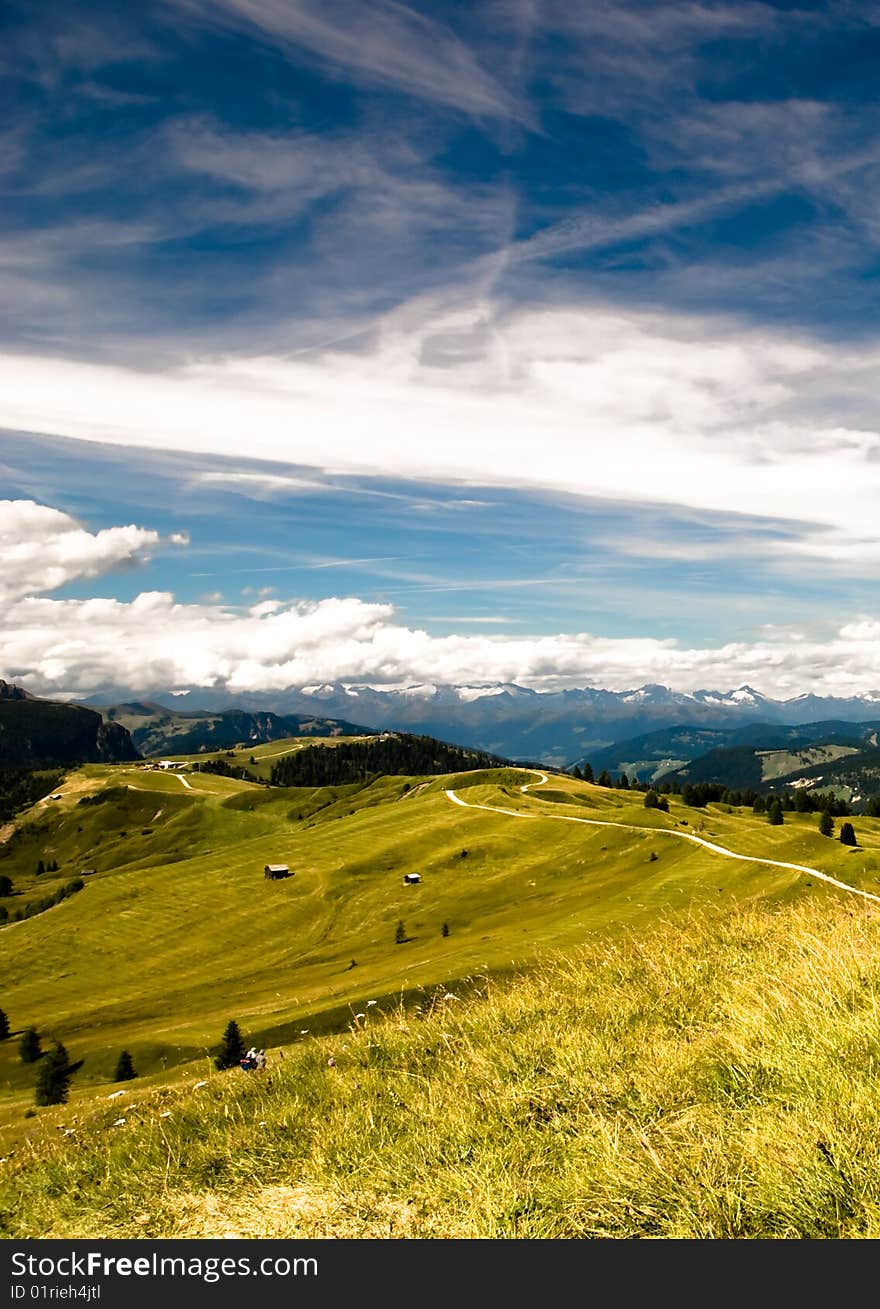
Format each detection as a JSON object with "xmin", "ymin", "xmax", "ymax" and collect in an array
[
  {"xmin": 174, "ymin": 773, "xmax": 193, "ymax": 790},
  {"xmin": 445, "ymin": 769, "xmax": 880, "ymax": 907}
]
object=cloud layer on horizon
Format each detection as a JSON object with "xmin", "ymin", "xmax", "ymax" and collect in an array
[{"xmin": 3, "ymin": 499, "xmax": 880, "ymax": 700}]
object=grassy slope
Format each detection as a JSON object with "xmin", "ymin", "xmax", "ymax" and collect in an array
[
  {"xmin": 758, "ymin": 744, "xmax": 859, "ymax": 781},
  {"xmin": 2, "ymin": 763, "xmax": 878, "ymax": 1092},
  {"xmin": 164, "ymin": 733, "xmax": 375, "ymax": 781},
  {"xmin": 5, "ymin": 895, "xmax": 880, "ymax": 1237},
  {"xmin": 2, "ymin": 754, "xmax": 880, "ymax": 1235}
]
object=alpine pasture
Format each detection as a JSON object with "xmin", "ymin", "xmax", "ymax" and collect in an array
[{"xmin": 2, "ymin": 738, "xmax": 880, "ymax": 1236}]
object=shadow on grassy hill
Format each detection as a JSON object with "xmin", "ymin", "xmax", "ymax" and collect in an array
[{"xmin": 6, "ymin": 895, "xmax": 880, "ymax": 1237}]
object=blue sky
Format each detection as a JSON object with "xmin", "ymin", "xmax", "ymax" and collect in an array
[{"xmin": 2, "ymin": 0, "xmax": 880, "ymax": 698}]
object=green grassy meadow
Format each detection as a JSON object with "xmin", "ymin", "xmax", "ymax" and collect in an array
[{"xmin": 2, "ymin": 744, "xmax": 880, "ymax": 1236}]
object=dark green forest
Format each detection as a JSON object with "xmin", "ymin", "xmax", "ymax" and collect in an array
[
  {"xmin": 0, "ymin": 770, "xmax": 63, "ymax": 823},
  {"xmin": 270, "ymin": 734, "xmax": 506, "ymax": 787}
]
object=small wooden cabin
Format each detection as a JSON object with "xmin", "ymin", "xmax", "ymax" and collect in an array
[
  {"xmin": 264, "ymin": 864, "xmax": 291, "ymax": 880},
  {"xmin": 403, "ymin": 873, "xmax": 421, "ymax": 884}
]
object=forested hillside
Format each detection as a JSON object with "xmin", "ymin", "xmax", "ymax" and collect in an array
[
  {"xmin": 270, "ymin": 734, "xmax": 507, "ymax": 787},
  {"xmin": 100, "ymin": 702, "xmax": 370, "ymax": 756}
]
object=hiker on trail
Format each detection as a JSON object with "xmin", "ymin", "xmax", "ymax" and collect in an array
[{"xmin": 255, "ymin": 1050, "xmax": 267, "ymax": 1070}]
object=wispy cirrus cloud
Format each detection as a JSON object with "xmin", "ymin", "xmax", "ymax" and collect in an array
[
  {"xmin": 6, "ymin": 1, "xmax": 880, "ymax": 365},
  {"xmin": 507, "ymin": 181, "xmax": 782, "ymax": 265},
  {"xmin": 3, "ymin": 296, "xmax": 880, "ymax": 570},
  {"xmin": 3, "ymin": 0, "xmax": 879, "ymax": 697},
  {"xmin": 195, "ymin": 471, "xmax": 329, "ymax": 495},
  {"xmin": 167, "ymin": 0, "xmax": 524, "ymax": 121},
  {"xmin": 0, "ymin": 109, "xmax": 515, "ymax": 361}
]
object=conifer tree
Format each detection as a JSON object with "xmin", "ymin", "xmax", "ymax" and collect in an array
[
  {"xmin": 395, "ymin": 920, "xmax": 407, "ymax": 944},
  {"xmin": 840, "ymin": 821, "xmax": 857, "ymax": 847},
  {"xmin": 215, "ymin": 1019, "xmax": 245, "ymax": 1070},
  {"xmin": 582, "ymin": 762, "xmax": 594, "ymax": 784},
  {"xmin": 114, "ymin": 1049, "xmax": 136, "ymax": 1082},
  {"xmin": 20, "ymin": 1027, "xmax": 41, "ymax": 1064},
  {"xmin": 441, "ymin": 922, "xmax": 450, "ymax": 937},
  {"xmin": 0, "ymin": 1008, "xmax": 9, "ymax": 1040},
  {"xmin": 34, "ymin": 1041, "xmax": 71, "ymax": 1106},
  {"xmin": 819, "ymin": 811, "xmax": 834, "ymax": 837},
  {"xmin": 767, "ymin": 798, "xmax": 784, "ymax": 826}
]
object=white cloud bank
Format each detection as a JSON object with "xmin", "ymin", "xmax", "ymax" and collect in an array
[
  {"xmin": 2, "ymin": 501, "xmax": 879, "ymax": 699},
  {"xmin": 2, "ymin": 297, "xmax": 880, "ymax": 566},
  {"xmin": 0, "ymin": 499, "xmax": 160, "ymax": 606}
]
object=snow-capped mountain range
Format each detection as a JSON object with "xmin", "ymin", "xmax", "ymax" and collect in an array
[{"xmin": 82, "ymin": 681, "xmax": 880, "ymax": 767}]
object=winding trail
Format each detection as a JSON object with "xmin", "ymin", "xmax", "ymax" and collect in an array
[
  {"xmin": 252, "ymin": 744, "xmax": 304, "ymax": 761},
  {"xmin": 445, "ymin": 769, "xmax": 880, "ymax": 907}
]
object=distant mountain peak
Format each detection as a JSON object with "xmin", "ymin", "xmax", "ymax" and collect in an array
[
  {"xmin": 692, "ymin": 685, "xmax": 769, "ymax": 708},
  {"xmin": 38, "ymin": 679, "xmax": 880, "ymax": 770},
  {"xmin": 622, "ymin": 684, "xmax": 692, "ymax": 705},
  {"xmin": 728, "ymin": 685, "xmax": 767, "ymax": 704}
]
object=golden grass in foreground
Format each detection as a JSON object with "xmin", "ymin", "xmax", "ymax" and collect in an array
[{"xmin": 4, "ymin": 895, "xmax": 880, "ymax": 1238}]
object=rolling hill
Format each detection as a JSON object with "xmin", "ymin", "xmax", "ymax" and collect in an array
[
  {"xmin": 581, "ymin": 719, "xmax": 880, "ymax": 784},
  {"xmin": 662, "ymin": 736, "xmax": 880, "ymax": 808},
  {"xmin": 583, "ymin": 726, "xmax": 733, "ymax": 782},
  {"xmin": 6, "ymin": 893, "xmax": 880, "ymax": 1238},
  {"xmin": 1, "ymin": 746, "xmax": 880, "ymax": 1237},
  {"xmin": 1, "ymin": 745, "xmax": 878, "ymax": 1102},
  {"xmin": 98, "ymin": 701, "xmax": 372, "ymax": 757}
]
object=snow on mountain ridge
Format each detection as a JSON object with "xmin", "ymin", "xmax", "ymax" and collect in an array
[
  {"xmin": 622, "ymin": 684, "xmax": 696, "ymax": 705},
  {"xmin": 728, "ymin": 686, "xmax": 767, "ymax": 705}
]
